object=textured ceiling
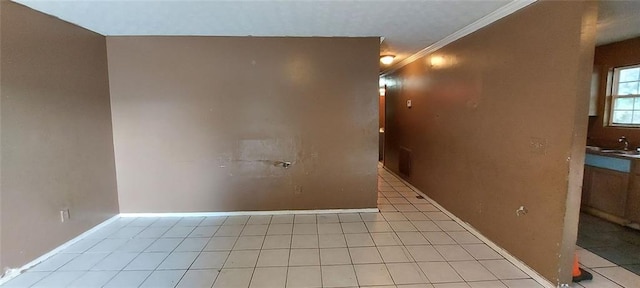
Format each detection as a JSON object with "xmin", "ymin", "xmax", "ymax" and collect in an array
[
  {"xmin": 14, "ymin": 0, "xmax": 514, "ymax": 71},
  {"xmin": 11, "ymin": 0, "xmax": 640, "ymax": 72},
  {"xmin": 597, "ymin": 0, "xmax": 640, "ymax": 46}
]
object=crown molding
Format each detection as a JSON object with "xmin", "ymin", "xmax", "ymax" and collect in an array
[{"xmin": 381, "ymin": 0, "xmax": 537, "ymax": 76}]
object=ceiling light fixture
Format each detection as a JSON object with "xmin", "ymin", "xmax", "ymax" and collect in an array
[{"xmin": 380, "ymin": 55, "xmax": 395, "ymax": 65}]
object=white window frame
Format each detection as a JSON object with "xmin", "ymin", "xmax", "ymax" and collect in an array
[{"xmin": 609, "ymin": 64, "xmax": 640, "ymax": 127}]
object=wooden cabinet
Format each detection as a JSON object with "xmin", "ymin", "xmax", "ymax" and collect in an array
[
  {"xmin": 586, "ymin": 166, "xmax": 629, "ymax": 217},
  {"xmin": 582, "ymin": 166, "xmax": 592, "ymax": 207},
  {"xmin": 582, "ymin": 152, "xmax": 640, "ymax": 225},
  {"xmin": 626, "ymin": 174, "xmax": 640, "ymax": 223}
]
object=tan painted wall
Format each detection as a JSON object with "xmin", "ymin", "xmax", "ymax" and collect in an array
[
  {"xmin": 587, "ymin": 37, "xmax": 640, "ymax": 148},
  {"xmin": 383, "ymin": 1, "xmax": 596, "ymax": 285},
  {"xmin": 0, "ymin": 1, "xmax": 118, "ymax": 270},
  {"xmin": 107, "ymin": 37, "xmax": 379, "ymax": 213},
  {"xmin": 0, "ymin": 0, "xmax": 4, "ymax": 271}
]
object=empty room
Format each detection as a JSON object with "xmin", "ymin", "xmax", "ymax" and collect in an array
[{"xmin": 1, "ymin": 0, "xmax": 640, "ymax": 287}]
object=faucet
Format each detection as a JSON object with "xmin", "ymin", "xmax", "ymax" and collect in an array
[{"xmin": 619, "ymin": 136, "xmax": 629, "ymax": 151}]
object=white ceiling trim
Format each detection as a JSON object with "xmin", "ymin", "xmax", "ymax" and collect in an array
[{"xmin": 382, "ymin": 0, "xmax": 537, "ymax": 76}]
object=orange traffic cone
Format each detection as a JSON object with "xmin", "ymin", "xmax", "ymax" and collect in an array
[
  {"xmin": 572, "ymin": 254, "xmax": 581, "ymax": 276},
  {"xmin": 572, "ymin": 253, "xmax": 593, "ymax": 282}
]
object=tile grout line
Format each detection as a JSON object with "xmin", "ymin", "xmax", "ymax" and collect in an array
[
  {"xmin": 171, "ymin": 219, "xmax": 212, "ymax": 287},
  {"xmin": 131, "ymin": 217, "xmax": 184, "ymax": 288},
  {"xmin": 316, "ymin": 219, "xmax": 323, "ymax": 288},
  {"xmin": 381, "ymin": 166, "xmax": 555, "ymax": 288},
  {"xmin": 382, "ymin": 169, "xmax": 517, "ymax": 286},
  {"xmin": 0, "ymin": 215, "xmax": 122, "ymax": 286},
  {"xmin": 381, "ymin": 176, "xmax": 461, "ymax": 286},
  {"xmin": 342, "ymin": 226, "xmax": 360, "ymax": 287},
  {"xmin": 280, "ymin": 215, "xmax": 291, "ymax": 288},
  {"xmin": 380, "ymin": 177, "xmax": 429, "ymax": 286},
  {"xmin": 586, "ymin": 267, "xmax": 633, "ymax": 288},
  {"xmin": 244, "ymin": 217, "xmax": 264, "ymax": 288},
  {"xmin": 381, "ymin": 169, "xmax": 501, "ymax": 286}
]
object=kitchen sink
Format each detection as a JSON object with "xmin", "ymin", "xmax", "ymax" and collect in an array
[{"xmin": 600, "ymin": 149, "xmax": 640, "ymax": 155}]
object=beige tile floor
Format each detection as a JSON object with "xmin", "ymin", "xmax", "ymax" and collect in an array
[
  {"xmin": 1, "ymin": 165, "xmax": 638, "ymax": 287},
  {"xmin": 574, "ymin": 247, "xmax": 640, "ymax": 288}
]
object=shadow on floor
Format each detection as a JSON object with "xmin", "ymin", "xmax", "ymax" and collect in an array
[{"xmin": 577, "ymin": 212, "xmax": 640, "ymax": 275}]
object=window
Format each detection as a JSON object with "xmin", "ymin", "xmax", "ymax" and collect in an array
[{"xmin": 610, "ymin": 64, "xmax": 640, "ymax": 126}]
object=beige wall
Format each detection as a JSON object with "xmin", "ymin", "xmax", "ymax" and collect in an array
[
  {"xmin": 107, "ymin": 37, "xmax": 379, "ymax": 213},
  {"xmin": 0, "ymin": 1, "xmax": 119, "ymax": 270},
  {"xmin": 383, "ymin": 1, "xmax": 596, "ymax": 285}
]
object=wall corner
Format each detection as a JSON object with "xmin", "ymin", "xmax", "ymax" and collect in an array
[{"xmin": 558, "ymin": 0, "xmax": 598, "ymax": 285}]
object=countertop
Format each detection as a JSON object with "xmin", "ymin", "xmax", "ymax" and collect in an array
[{"xmin": 586, "ymin": 146, "xmax": 640, "ymax": 160}]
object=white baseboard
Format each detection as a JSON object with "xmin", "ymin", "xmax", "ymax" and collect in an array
[
  {"xmin": 120, "ymin": 208, "xmax": 379, "ymax": 218},
  {"xmin": 382, "ymin": 166, "xmax": 555, "ymax": 288},
  {"xmin": 0, "ymin": 215, "xmax": 121, "ymax": 285}
]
